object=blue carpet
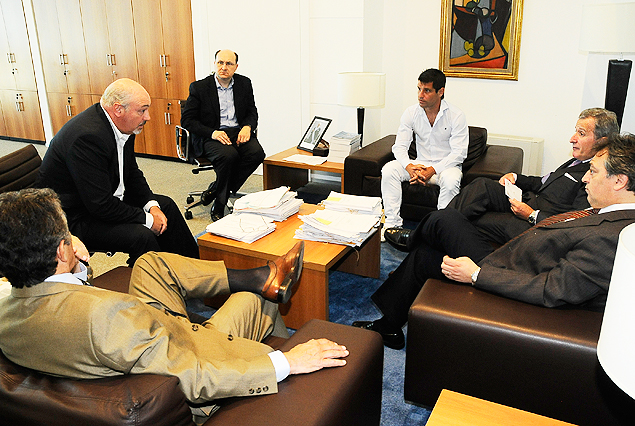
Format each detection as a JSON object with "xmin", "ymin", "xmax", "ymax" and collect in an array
[{"xmin": 328, "ymin": 240, "xmax": 431, "ymax": 426}]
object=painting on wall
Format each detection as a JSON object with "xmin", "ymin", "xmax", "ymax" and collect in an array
[{"xmin": 439, "ymin": 0, "xmax": 523, "ymax": 80}]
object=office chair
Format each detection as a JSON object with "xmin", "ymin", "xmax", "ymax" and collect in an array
[{"xmin": 175, "ymin": 123, "xmax": 215, "ymax": 220}]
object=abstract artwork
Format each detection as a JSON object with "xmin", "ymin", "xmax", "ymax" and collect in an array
[{"xmin": 439, "ymin": 0, "xmax": 524, "ymax": 80}]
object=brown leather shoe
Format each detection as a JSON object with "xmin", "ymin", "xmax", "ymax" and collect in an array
[{"xmin": 262, "ymin": 241, "xmax": 304, "ymax": 304}]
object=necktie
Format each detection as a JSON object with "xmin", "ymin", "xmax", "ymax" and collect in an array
[{"xmin": 535, "ymin": 208, "xmax": 599, "ymax": 228}]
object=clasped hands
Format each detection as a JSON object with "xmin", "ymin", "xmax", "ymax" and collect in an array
[
  {"xmin": 498, "ymin": 172, "xmax": 534, "ymax": 221},
  {"xmin": 440, "ymin": 255, "xmax": 477, "ymax": 284},
  {"xmin": 406, "ymin": 163, "xmax": 436, "ymax": 185},
  {"xmin": 212, "ymin": 126, "xmax": 251, "ymax": 146}
]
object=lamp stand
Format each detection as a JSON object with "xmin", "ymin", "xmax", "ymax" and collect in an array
[
  {"xmin": 605, "ymin": 59, "xmax": 632, "ymax": 128},
  {"xmin": 357, "ymin": 106, "xmax": 365, "ymax": 147}
]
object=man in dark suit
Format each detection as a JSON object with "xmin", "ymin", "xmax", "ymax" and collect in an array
[
  {"xmin": 181, "ymin": 49, "xmax": 265, "ymax": 221},
  {"xmin": 37, "ymin": 78, "xmax": 199, "ymax": 267},
  {"xmin": 384, "ymin": 108, "xmax": 619, "ymax": 247},
  {"xmin": 354, "ymin": 133, "xmax": 635, "ymax": 349}
]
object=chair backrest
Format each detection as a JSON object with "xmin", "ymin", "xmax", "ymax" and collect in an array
[
  {"xmin": 408, "ymin": 126, "xmax": 488, "ymax": 171},
  {"xmin": 0, "ymin": 144, "xmax": 42, "ymax": 193}
]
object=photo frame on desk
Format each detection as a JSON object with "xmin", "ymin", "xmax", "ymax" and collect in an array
[{"xmin": 297, "ymin": 116, "xmax": 332, "ymax": 153}]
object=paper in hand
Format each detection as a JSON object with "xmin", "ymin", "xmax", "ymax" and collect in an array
[{"xmin": 504, "ymin": 179, "xmax": 522, "ymax": 201}]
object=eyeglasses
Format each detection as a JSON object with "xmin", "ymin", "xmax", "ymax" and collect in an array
[{"xmin": 216, "ymin": 61, "xmax": 236, "ymax": 67}]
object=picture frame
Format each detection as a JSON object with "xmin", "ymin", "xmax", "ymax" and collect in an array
[
  {"xmin": 297, "ymin": 116, "xmax": 332, "ymax": 153},
  {"xmin": 439, "ymin": 0, "xmax": 524, "ymax": 80}
]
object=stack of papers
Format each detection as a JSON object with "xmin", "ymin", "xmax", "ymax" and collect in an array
[
  {"xmin": 206, "ymin": 213, "xmax": 276, "ymax": 243},
  {"xmin": 326, "ymin": 131, "xmax": 361, "ymax": 163},
  {"xmin": 233, "ymin": 186, "xmax": 304, "ymax": 221},
  {"xmin": 322, "ymin": 191, "xmax": 382, "ymax": 215},
  {"xmin": 283, "ymin": 154, "xmax": 327, "ymax": 166},
  {"xmin": 295, "ymin": 208, "xmax": 381, "ymax": 247}
]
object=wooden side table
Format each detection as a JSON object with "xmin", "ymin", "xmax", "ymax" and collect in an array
[
  {"xmin": 426, "ymin": 390, "xmax": 577, "ymax": 426},
  {"xmin": 263, "ymin": 147, "xmax": 345, "ymax": 192}
]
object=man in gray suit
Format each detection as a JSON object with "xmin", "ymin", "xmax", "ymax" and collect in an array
[
  {"xmin": 0, "ymin": 188, "xmax": 348, "ymax": 411},
  {"xmin": 354, "ymin": 133, "xmax": 635, "ymax": 349}
]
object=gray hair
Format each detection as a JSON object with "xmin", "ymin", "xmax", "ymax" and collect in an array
[{"xmin": 579, "ymin": 108, "xmax": 619, "ymax": 140}]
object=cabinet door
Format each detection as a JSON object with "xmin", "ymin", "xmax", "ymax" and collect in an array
[
  {"xmin": 55, "ymin": 0, "xmax": 90, "ymax": 94},
  {"xmin": 132, "ymin": 0, "xmax": 166, "ymax": 99},
  {"xmin": 0, "ymin": 3, "xmax": 14, "ymax": 90},
  {"xmin": 47, "ymin": 92, "xmax": 94, "ymax": 135},
  {"xmin": 81, "ymin": 0, "xmax": 137, "ymax": 95},
  {"xmin": 0, "ymin": 89, "xmax": 44, "ymax": 141},
  {"xmin": 1, "ymin": 0, "xmax": 36, "ymax": 91},
  {"xmin": 32, "ymin": 0, "xmax": 67, "ymax": 93},
  {"xmin": 140, "ymin": 98, "xmax": 178, "ymax": 157},
  {"xmin": 161, "ymin": 0, "xmax": 194, "ymax": 100}
]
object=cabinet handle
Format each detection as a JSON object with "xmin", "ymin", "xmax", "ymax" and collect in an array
[
  {"xmin": 7, "ymin": 52, "xmax": 16, "ymax": 63},
  {"xmin": 159, "ymin": 54, "xmax": 163, "ymax": 67},
  {"xmin": 106, "ymin": 54, "xmax": 111, "ymax": 66},
  {"xmin": 66, "ymin": 104, "xmax": 71, "ymax": 116},
  {"xmin": 110, "ymin": 53, "xmax": 115, "ymax": 66},
  {"xmin": 6, "ymin": 53, "xmax": 10, "ymax": 63},
  {"xmin": 59, "ymin": 54, "xmax": 64, "ymax": 65},
  {"xmin": 167, "ymin": 112, "xmax": 171, "ymax": 125}
]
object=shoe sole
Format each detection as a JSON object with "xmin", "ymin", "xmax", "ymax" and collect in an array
[{"xmin": 277, "ymin": 243, "xmax": 304, "ymax": 304}]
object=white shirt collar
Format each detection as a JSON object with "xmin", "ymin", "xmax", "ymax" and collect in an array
[
  {"xmin": 599, "ymin": 203, "xmax": 635, "ymax": 214},
  {"xmin": 101, "ymin": 104, "xmax": 130, "ymax": 148},
  {"xmin": 44, "ymin": 262, "xmax": 88, "ymax": 286}
]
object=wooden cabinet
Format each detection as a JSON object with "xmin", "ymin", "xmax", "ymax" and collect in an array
[
  {"xmin": 80, "ymin": 0, "xmax": 138, "ymax": 95},
  {"xmin": 46, "ymin": 92, "xmax": 95, "ymax": 136},
  {"xmin": 0, "ymin": 0, "xmax": 44, "ymax": 141},
  {"xmin": 138, "ymin": 98, "xmax": 180, "ymax": 157},
  {"xmin": 0, "ymin": 90, "xmax": 44, "ymax": 141},
  {"xmin": 132, "ymin": 0, "xmax": 194, "ymax": 101}
]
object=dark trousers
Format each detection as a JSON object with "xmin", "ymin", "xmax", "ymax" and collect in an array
[
  {"xmin": 447, "ymin": 177, "xmax": 532, "ymax": 245},
  {"xmin": 203, "ymin": 128, "xmax": 265, "ymax": 213},
  {"xmin": 72, "ymin": 194, "xmax": 200, "ymax": 267},
  {"xmin": 372, "ymin": 208, "xmax": 495, "ymax": 327}
]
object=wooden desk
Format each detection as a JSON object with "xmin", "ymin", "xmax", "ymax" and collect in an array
[
  {"xmin": 426, "ymin": 390, "xmax": 577, "ymax": 426},
  {"xmin": 197, "ymin": 204, "xmax": 380, "ymax": 329},
  {"xmin": 263, "ymin": 147, "xmax": 345, "ymax": 192}
]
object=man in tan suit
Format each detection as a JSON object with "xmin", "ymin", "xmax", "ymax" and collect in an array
[{"xmin": 0, "ymin": 188, "xmax": 348, "ymax": 409}]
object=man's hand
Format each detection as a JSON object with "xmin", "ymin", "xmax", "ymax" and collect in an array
[
  {"xmin": 509, "ymin": 198, "xmax": 534, "ymax": 220},
  {"xmin": 71, "ymin": 235, "xmax": 90, "ymax": 263},
  {"xmin": 441, "ymin": 255, "xmax": 478, "ymax": 283},
  {"xmin": 498, "ymin": 172, "xmax": 516, "ymax": 186},
  {"xmin": 149, "ymin": 206, "xmax": 168, "ymax": 235},
  {"xmin": 284, "ymin": 338, "xmax": 349, "ymax": 375},
  {"xmin": 237, "ymin": 126, "xmax": 251, "ymax": 145},
  {"xmin": 212, "ymin": 130, "xmax": 232, "ymax": 145},
  {"xmin": 405, "ymin": 164, "xmax": 434, "ymax": 185}
]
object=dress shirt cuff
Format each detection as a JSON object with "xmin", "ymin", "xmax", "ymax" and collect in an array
[
  {"xmin": 143, "ymin": 201, "xmax": 160, "ymax": 229},
  {"xmin": 267, "ymin": 350, "xmax": 290, "ymax": 382},
  {"xmin": 512, "ymin": 173, "xmax": 517, "ymax": 182}
]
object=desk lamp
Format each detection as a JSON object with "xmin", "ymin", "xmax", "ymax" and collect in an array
[{"xmin": 337, "ymin": 72, "xmax": 386, "ymax": 146}]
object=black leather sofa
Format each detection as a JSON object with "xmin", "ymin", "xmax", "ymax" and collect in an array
[
  {"xmin": 0, "ymin": 267, "xmax": 384, "ymax": 426},
  {"xmin": 343, "ymin": 128, "xmax": 524, "ymax": 220},
  {"xmin": 404, "ymin": 278, "xmax": 635, "ymax": 426}
]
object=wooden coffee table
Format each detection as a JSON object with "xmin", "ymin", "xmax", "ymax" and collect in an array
[
  {"xmin": 263, "ymin": 147, "xmax": 345, "ymax": 192},
  {"xmin": 197, "ymin": 204, "xmax": 380, "ymax": 329}
]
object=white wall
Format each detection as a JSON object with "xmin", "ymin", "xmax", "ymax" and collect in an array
[{"xmin": 191, "ymin": 0, "xmax": 635, "ymax": 174}]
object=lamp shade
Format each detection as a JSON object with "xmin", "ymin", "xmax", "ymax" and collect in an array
[
  {"xmin": 597, "ymin": 222, "xmax": 635, "ymax": 399},
  {"xmin": 337, "ymin": 72, "xmax": 386, "ymax": 108},
  {"xmin": 579, "ymin": 3, "xmax": 635, "ymax": 53}
]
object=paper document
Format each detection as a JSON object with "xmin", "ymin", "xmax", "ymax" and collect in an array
[
  {"xmin": 205, "ymin": 213, "xmax": 276, "ymax": 243},
  {"xmin": 504, "ymin": 180, "xmax": 522, "ymax": 201},
  {"xmin": 283, "ymin": 154, "xmax": 327, "ymax": 166}
]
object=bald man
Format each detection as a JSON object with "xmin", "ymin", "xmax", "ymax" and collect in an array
[
  {"xmin": 38, "ymin": 78, "xmax": 199, "ymax": 266},
  {"xmin": 182, "ymin": 49, "xmax": 265, "ymax": 221}
]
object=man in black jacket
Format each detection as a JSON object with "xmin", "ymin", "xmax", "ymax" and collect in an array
[
  {"xmin": 37, "ymin": 78, "xmax": 199, "ymax": 267},
  {"xmin": 181, "ymin": 49, "xmax": 265, "ymax": 221}
]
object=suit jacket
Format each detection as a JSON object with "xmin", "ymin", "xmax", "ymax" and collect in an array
[
  {"xmin": 517, "ymin": 158, "xmax": 590, "ymax": 222},
  {"xmin": 37, "ymin": 104, "xmax": 154, "ymax": 227},
  {"xmin": 0, "ymin": 281, "xmax": 277, "ymax": 404},
  {"xmin": 476, "ymin": 209, "xmax": 635, "ymax": 310},
  {"xmin": 181, "ymin": 73, "xmax": 258, "ymax": 158}
]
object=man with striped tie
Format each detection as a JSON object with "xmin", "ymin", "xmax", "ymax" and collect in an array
[
  {"xmin": 384, "ymin": 108, "xmax": 619, "ymax": 249},
  {"xmin": 354, "ymin": 133, "xmax": 635, "ymax": 350}
]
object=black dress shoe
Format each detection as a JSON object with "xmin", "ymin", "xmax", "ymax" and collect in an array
[
  {"xmin": 210, "ymin": 212, "xmax": 224, "ymax": 222},
  {"xmin": 201, "ymin": 182, "xmax": 218, "ymax": 206},
  {"xmin": 384, "ymin": 228, "xmax": 412, "ymax": 252},
  {"xmin": 351, "ymin": 320, "xmax": 405, "ymax": 350}
]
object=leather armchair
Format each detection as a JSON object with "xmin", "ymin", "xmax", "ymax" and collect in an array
[
  {"xmin": 404, "ymin": 279, "xmax": 635, "ymax": 426},
  {"xmin": 0, "ymin": 267, "xmax": 384, "ymax": 426},
  {"xmin": 343, "ymin": 128, "xmax": 524, "ymax": 220}
]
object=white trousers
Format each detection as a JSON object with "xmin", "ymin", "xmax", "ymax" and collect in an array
[{"xmin": 380, "ymin": 159, "xmax": 462, "ymax": 228}]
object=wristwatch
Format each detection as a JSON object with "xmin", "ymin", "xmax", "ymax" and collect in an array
[
  {"xmin": 528, "ymin": 210, "xmax": 538, "ymax": 225},
  {"xmin": 471, "ymin": 267, "xmax": 481, "ymax": 284}
]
